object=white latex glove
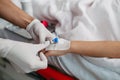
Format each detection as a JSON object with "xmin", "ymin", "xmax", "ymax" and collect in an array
[
  {"xmin": 0, "ymin": 38, "xmax": 49, "ymax": 73},
  {"xmin": 26, "ymin": 19, "xmax": 55, "ymax": 43},
  {"xmin": 45, "ymin": 38, "xmax": 71, "ymax": 56}
]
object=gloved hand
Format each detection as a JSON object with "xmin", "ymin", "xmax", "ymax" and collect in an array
[
  {"xmin": 0, "ymin": 38, "xmax": 49, "ymax": 73},
  {"xmin": 26, "ymin": 19, "xmax": 55, "ymax": 43},
  {"xmin": 45, "ymin": 38, "xmax": 71, "ymax": 56}
]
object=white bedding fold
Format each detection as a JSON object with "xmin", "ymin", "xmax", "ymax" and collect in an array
[{"xmin": 33, "ymin": 0, "xmax": 120, "ymax": 79}]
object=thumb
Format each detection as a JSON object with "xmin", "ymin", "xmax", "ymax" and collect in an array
[
  {"xmin": 39, "ymin": 52, "xmax": 47, "ymax": 63},
  {"xmin": 34, "ymin": 52, "xmax": 48, "ymax": 70}
]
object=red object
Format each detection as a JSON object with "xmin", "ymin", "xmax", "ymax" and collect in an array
[
  {"xmin": 37, "ymin": 67, "xmax": 75, "ymax": 80},
  {"xmin": 39, "ymin": 20, "xmax": 76, "ymax": 80},
  {"xmin": 41, "ymin": 20, "xmax": 48, "ymax": 28}
]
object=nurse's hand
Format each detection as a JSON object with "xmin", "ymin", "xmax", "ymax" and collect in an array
[
  {"xmin": 26, "ymin": 19, "xmax": 55, "ymax": 43},
  {"xmin": 4, "ymin": 40, "xmax": 50, "ymax": 73},
  {"xmin": 44, "ymin": 38, "xmax": 71, "ymax": 56}
]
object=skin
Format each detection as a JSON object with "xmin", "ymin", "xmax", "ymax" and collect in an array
[
  {"xmin": 1, "ymin": 0, "xmax": 120, "ymax": 59},
  {"xmin": 45, "ymin": 41, "xmax": 120, "ymax": 58},
  {"xmin": 0, "ymin": 0, "xmax": 34, "ymax": 28}
]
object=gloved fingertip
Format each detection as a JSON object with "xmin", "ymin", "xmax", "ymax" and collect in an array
[
  {"xmin": 39, "ymin": 52, "xmax": 44, "ymax": 56},
  {"xmin": 39, "ymin": 52, "xmax": 47, "ymax": 62},
  {"xmin": 45, "ymin": 41, "xmax": 50, "ymax": 45},
  {"xmin": 36, "ymin": 41, "xmax": 50, "ymax": 50},
  {"xmin": 41, "ymin": 41, "xmax": 50, "ymax": 48}
]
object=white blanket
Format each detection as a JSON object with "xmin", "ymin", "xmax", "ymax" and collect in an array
[{"xmin": 32, "ymin": 0, "xmax": 120, "ymax": 79}]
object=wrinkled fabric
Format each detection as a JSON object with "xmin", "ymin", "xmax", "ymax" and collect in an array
[{"xmin": 32, "ymin": 0, "xmax": 120, "ymax": 79}]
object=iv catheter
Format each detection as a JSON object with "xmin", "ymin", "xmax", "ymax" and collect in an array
[{"xmin": 41, "ymin": 20, "xmax": 59, "ymax": 44}]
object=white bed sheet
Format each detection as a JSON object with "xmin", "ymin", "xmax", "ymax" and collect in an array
[{"xmin": 32, "ymin": 0, "xmax": 120, "ymax": 79}]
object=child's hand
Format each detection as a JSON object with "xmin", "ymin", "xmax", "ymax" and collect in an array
[{"xmin": 45, "ymin": 38, "xmax": 71, "ymax": 56}]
